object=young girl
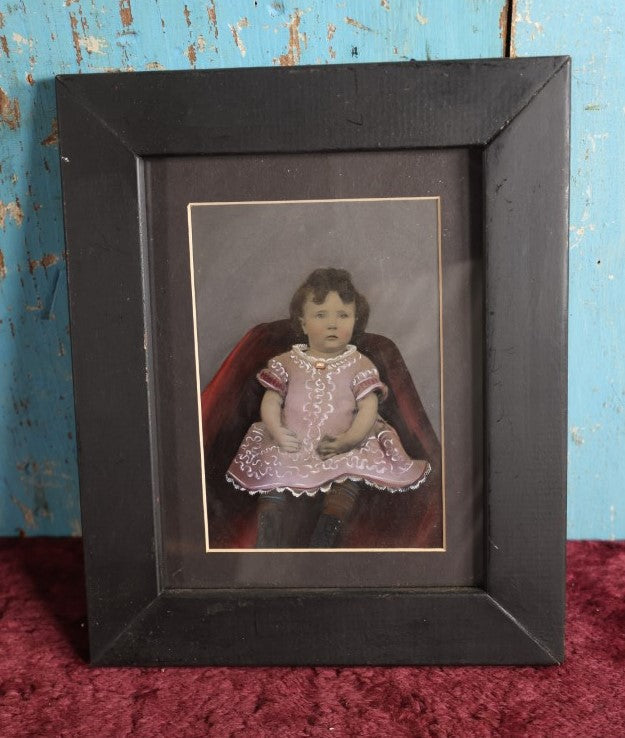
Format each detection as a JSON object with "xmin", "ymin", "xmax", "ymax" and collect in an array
[{"xmin": 226, "ymin": 268, "xmax": 431, "ymax": 548}]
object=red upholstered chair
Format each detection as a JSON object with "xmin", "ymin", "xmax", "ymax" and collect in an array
[{"xmin": 201, "ymin": 319, "xmax": 443, "ymax": 549}]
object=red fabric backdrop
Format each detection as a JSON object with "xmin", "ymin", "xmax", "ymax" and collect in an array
[{"xmin": 1, "ymin": 539, "xmax": 624, "ymax": 737}]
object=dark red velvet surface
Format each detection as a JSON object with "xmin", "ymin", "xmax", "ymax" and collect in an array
[{"xmin": 1, "ymin": 539, "xmax": 624, "ymax": 737}]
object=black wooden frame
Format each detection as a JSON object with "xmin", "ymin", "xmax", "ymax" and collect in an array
[{"xmin": 57, "ymin": 57, "xmax": 569, "ymax": 665}]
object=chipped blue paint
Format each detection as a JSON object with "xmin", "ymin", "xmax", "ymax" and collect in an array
[
  {"xmin": 6, "ymin": 0, "xmax": 586, "ymax": 537},
  {"xmin": 513, "ymin": 2, "xmax": 625, "ymax": 541}
]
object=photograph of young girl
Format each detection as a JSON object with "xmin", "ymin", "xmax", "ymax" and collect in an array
[{"xmin": 192, "ymin": 198, "xmax": 443, "ymax": 551}]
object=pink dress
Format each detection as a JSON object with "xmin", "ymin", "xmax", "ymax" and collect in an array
[{"xmin": 226, "ymin": 344, "xmax": 431, "ymax": 496}]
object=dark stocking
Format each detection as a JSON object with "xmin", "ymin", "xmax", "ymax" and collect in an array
[
  {"xmin": 310, "ymin": 480, "xmax": 361, "ymax": 548},
  {"xmin": 255, "ymin": 492, "xmax": 286, "ymax": 548}
]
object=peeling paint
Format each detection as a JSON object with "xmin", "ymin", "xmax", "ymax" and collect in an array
[
  {"xmin": 197, "ymin": 35, "xmax": 206, "ymax": 53},
  {"xmin": 186, "ymin": 43, "xmax": 197, "ymax": 65},
  {"xmin": 26, "ymin": 72, "xmax": 34, "ymax": 85},
  {"xmin": 230, "ymin": 19, "xmax": 248, "ymax": 58},
  {"xmin": 41, "ymin": 118, "xmax": 58, "ymax": 147},
  {"xmin": 571, "ymin": 426, "xmax": 585, "ymax": 446},
  {"xmin": 28, "ymin": 253, "xmax": 59, "ymax": 273},
  {"xmin": 345, "ymin": 17, "xmax": 374, "ymax": 33},
  {"xmin": 574, "ymin": 224, "xmax": 594, "ymax": 240},
  {"xmin": 509, "ymin": 1, "xmax": 517, "ymax": 57},
  {"xmin": 80, "ymin": 36, "xmax": 108, "ymax": 54},
  {"xmin": 0, "ymin": 87, "xmax": 20, "ymax": 130},
  {"xmin": 69, "ymin": 13, "xmax": 82, "ymax": 65},
  {"xmin": 184, "ymin": 4, "xmax": 191, "ymax": 27},
  {"xmin": 0, "ymin": 11, "xmax": 4, "ymax": 28},
  {"xmin": 327, "ymin": 23, "xmax": 335, "ymax": 41},
  {"xmin": 499, "ymin": 1, "xmax": 509, "ymax": 54},
  {"xmin": 10, "ymin": 496, "xmax": 36, "ymax": 529},
  {"xmin": 416, "ymin": 12, "xmax": 428, "ymax": 25},
  {"xmin": 0, "ymin": 249, "xmax": 6, "ymax": 279},
  {"xmin": 515, "ymin": 4, "xmax": 543, "ymax": 40},
  {"xmin": 275, "ymin": 9, "xmax": 303, "ymax": 66},
  {"xmin": 229, "ymin": 27, "xmax": 244, "ymax": 57},
  {"xmin": 381, "ymin": 0, "xmax": 390, "ymax": 10},
  {"xmin": 207, "ymin": 0, "xmax": 218, "ymax": 38},
  {"xmin": 585, "ymin": 103, "xmax": 602, "ymax": 111},
  {"xmin": 90, "ymin": 65, "xmax": 135, "ymax": 73},
  {"xmin": 12, "ymin": 32, "xmax": 35, "ymax": 51},
  {"xmin": 119, "ymin": 0, "xmax": 133, "ymax": 28},
  {"xmin": 1, "ymin": 35, "xmax": 9, "ymax": 58},
  {"xmin": 145, "ymin": 61, "xmax": 165, "ymax": 70},
  {"xmin": 42, "ymin": 253, "xmax": 59, "ymax": 269},
  {"xmin": 0, "ymin": 199, "xmax": 24, "ymax": 228}
]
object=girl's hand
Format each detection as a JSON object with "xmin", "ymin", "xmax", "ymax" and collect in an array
[
  {"xmin": 317, "ymin": 434, "xmax": 352, "ymax": 460},
  {"xmin": 273, "ymin": 427, "xmax": 301, "ymax": 453}
]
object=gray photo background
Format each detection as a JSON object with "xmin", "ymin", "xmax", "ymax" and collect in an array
[{"xmin": 190, "ymin": 198, "xmax": 441, "ymax": 438}]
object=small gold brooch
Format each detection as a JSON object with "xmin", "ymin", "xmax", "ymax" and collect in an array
[{"xmin": 315, "ymin": 360, "xmax": 327, "ymax": 370}]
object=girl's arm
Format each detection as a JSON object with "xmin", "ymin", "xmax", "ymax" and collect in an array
[
  {"xmin": 317, "ymin": 392, "xmax": 378, "ymax": 460},
  {"xmin": 261, "ymin": 389, "xmax": 301, "ymax": 453}
]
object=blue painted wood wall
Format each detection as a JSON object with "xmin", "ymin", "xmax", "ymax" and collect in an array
[{"xmin": 0, "ymin": 1, "xmax": 622, "ymax": 539}]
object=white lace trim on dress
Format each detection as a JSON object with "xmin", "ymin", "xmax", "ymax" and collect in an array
[
  {"xmin": 292, "ymin": 343, "xmax": 357, "ymax": 366},
  {"xmin": 225, "ymin": 461, "xmax": 431, "ymax": 498}
]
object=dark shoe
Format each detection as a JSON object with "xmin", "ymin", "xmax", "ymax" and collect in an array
[
  {"xmin": 310, "ymin": 514, "xmax": 343, "ymax": 548},
  {"xmin": 255, "ymin": 507, "xmax": 284, "ymax": 548}
]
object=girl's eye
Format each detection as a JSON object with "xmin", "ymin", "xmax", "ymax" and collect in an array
[{"xmin": 315, "ymin": 312, "xmax": 325, "ymax": 318}]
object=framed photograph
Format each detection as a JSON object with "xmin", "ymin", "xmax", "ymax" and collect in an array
[{"xmin": 57, "ymin": 57, "xmax": 569, "ymax": 665}]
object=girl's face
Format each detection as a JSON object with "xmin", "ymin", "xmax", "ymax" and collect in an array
[{"xmin": 299, "ymin": 290, "xmax": 356, "ymax": 357}]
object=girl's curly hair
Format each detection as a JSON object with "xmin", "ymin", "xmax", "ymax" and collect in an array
[{"xmin": 289, "ymin": 268, "xmax": 370, "ymax": 341}]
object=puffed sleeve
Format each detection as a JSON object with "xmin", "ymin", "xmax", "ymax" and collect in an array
[
  {"xmin": 351, "ymin": 357, "xmax": 388, "ymax": 402},
  {"xmin": 257, "ymin": 357, "xmax": 289, "ymax": 399}
]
